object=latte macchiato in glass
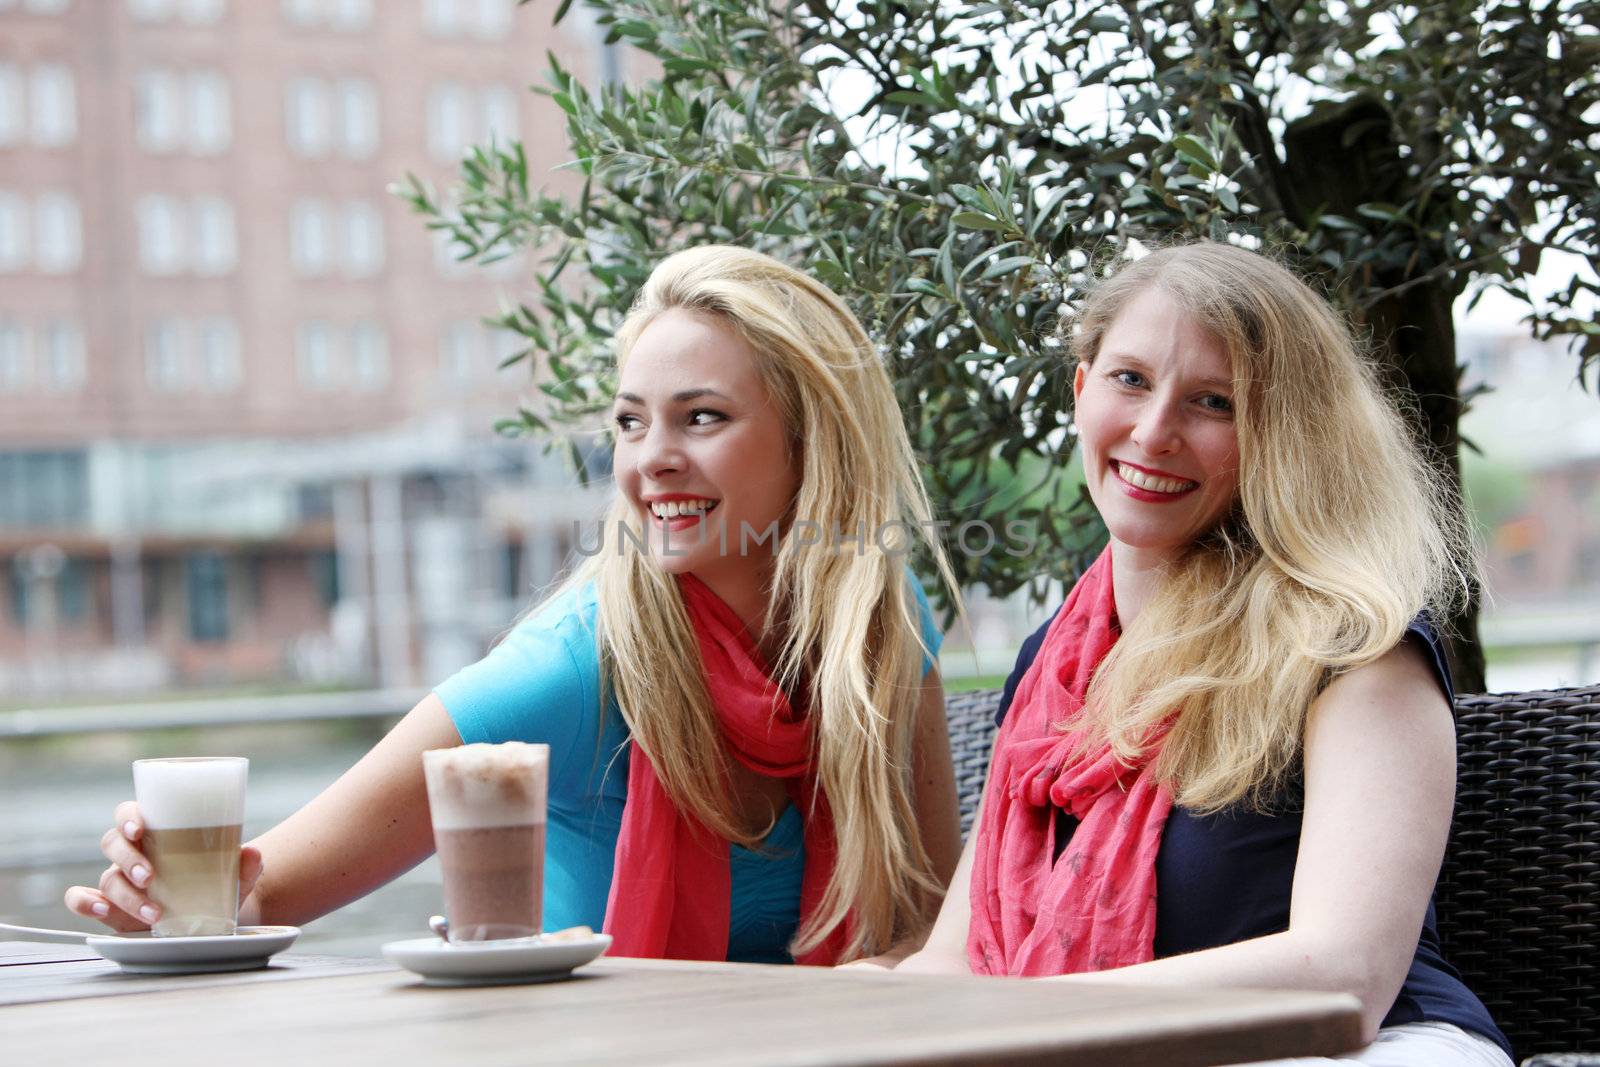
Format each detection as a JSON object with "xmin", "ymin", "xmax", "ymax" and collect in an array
[
  {"xmin": 423, "ymin": 742, "xmax": 548, "ymax": 942},
  {"xmin": 131, "ymin": 757, "xmax": 249, "ymax": 937}
]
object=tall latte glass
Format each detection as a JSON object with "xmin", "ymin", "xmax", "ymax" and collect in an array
[
  {"xmin": 131, "ymin": 757, "xmax": 248, "ymax": 937},
  {"xmin": 423, "ymin": 742, "xmax": 548, "ymax": 942}
]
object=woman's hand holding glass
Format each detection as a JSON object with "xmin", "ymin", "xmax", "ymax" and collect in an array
[{"xmin": 61, "ymin": 800, "xmax": 264, "ymax": 933}]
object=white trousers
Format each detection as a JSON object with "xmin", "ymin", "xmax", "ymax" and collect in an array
[{"xmin": 1231, "ymin": 1021, "xmax": 1514, "ymax": 1067}]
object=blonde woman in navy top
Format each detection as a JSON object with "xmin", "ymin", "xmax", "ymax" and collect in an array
[{"xmin": 878, "ymin": 243, "xmax": 1511, "ymax": 1065}]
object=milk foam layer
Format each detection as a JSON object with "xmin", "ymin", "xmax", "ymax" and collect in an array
[
  {"xmin": 424, "ymin": 742, "xmax": 548, "ymax": 830},
  {"xmin": 132, "ymin": 757, "xmax": 249, "ymax": 830}
]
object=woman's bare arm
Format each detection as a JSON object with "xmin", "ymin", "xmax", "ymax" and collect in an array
[
  {"xmin": 1041, "ymin": 642, "xmax": 1456, "ymax": 1045},
  {"xmin": 242, "ymin": 694, "xmax": 462, "ymax": 925},
  {"xmin": 66, "ymin": 693, "xmax": 462, "ymax": 930}
]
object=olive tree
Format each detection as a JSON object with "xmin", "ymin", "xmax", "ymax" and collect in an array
[{"xmin": 402, "ymin": 0, "xmax": 1600, "ymax": 690}]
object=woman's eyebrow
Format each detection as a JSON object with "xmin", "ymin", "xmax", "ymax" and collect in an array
[
  {"xmin": 1097, "ymin": 353, "xmax": 1231, "ymax": 391},
  {"xmin": 615, "ymin": 388, "xmax": 731, "ymax": 404}
]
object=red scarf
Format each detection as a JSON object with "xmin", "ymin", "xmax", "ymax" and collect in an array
[
  {"xmin": 602, "ymin": 574, "xmax": 848, "ymax": 964},
  {"xmin": 967, "ymin": 548, "xmax": 1174, "ymax": 976}
]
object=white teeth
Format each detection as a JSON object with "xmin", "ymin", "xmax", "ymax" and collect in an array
[
  {"xmin": 649, "ymin": 499, "xmax": 717, "ymax": 519},
  {"xmin": 1115, "ymin": 462, "xmax": 1195, "ymax": 494}
]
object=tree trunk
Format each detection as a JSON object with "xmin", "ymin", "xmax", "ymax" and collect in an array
[
  {"xmin": 1363, "ymin": 284, "xmax": 1488, "ymax": 695},
  {"xmin": 1282, "ymin": 97, "xmax": 1489, "ymax": 693}
]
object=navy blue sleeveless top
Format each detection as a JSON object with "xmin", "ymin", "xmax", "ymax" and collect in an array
[{"xmin": 995, "ymin": 613, "xmax": 1511, "ymax": 1057}]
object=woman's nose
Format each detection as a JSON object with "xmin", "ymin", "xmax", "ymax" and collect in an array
[
  {"xmin": 635, "ymin": 425, "xmax": 686, "ymax": 478},
  {"xmin": 1131, "ymin": 398, "xmax": 1183, "ymax": 455}
]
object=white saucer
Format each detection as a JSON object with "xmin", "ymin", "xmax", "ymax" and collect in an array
[
  {"xmin": 85, "ymin": 926, "xmax": 301, "ymax": 974},
  {"xmin": 381, "ymin": 933, "xmax": 612, "ymax": 987}
]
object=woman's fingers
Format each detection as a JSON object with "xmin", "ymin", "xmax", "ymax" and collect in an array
[
  {"xmin": 112, "ymin": 800, "xmax": 143, "ymax": 841},
  {"xmin": 98, "ymin": 824, "xmax": 153, "ymax": 891},
  {"xmin": 238, "ymin": 846, "xmax": 263, "ymax": 901},
  {"xmin": 61, "ymin": 881, "xmax": 152, "ymax": 933},
  {"xmin": 96, "ymin": 865, "xmax": 160, "ymax": 927}
]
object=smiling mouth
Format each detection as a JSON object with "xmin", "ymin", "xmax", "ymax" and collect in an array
[
  {"xmin": 648, "ymin": 498, "xmax": 720, "ymax": 520},
  {"xmin": 1112, "ymin": 461, "xmax": 1198, "ymax": 495}
]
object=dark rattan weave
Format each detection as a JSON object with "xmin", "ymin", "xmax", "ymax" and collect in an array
[{"xmin": 942, "ymin": 685, "xmax": 1600, "ymax": 1059}]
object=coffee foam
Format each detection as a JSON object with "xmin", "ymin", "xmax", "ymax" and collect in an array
[
  {"xmin": 424, "ymin": 742, "xmax": 548, "ymax": 830},
  {"xmin": 132, "ymin": 758, "xmax": 249, "ymax": 830}
]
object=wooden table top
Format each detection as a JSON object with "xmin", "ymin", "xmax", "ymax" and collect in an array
[{"xmin": 0, "ymin": 941, "xmax": 1363, "ymax": 1066}]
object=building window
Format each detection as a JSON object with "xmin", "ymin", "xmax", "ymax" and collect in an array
[
  {"xmin": 283, "ymin": 0, "xmax": 368, "ymax": 29},
  {"xmin": 426, "ymin": 82, "xmax": 469, "ymax": 160},
  {"xmin": 474, "ymin": 0, "xmax": 512, "ymax": 38},
  {"xmin": 39, "ymin": 320, "xmax": 84, "ymax": 392},
  {"xmin": 129, "ymin": 0, "xmax": 224, "ymax": 22},
  {"xmin": 0, "ymin": 320, "xmax": 27, "ymax": 391},
  {"xmin": 427, "ymin": 82, "xmax": 518, "ymax": 160},
  {"xmin": 281, "ymin": 0, "xmax": 318, "ymax": 24},
  {"xmin": 0, "ymin": 451, "xmax": 90, "ymax": 528},
  {"xmin": 350, "ymin": 321, "xmax": 387, "ymax": 390},
  {"xmin": 284, "ymin": 77, "xmax": 331, "ymax": 157},
  {"xmin": 0, "ymin": 64, "xmax": 23, "ymax": 147},
  {"xmin": 424, "ymin": 0, "xmax": 511, "ymax": 38},
  {"xmin": 422, "ymin": 0, "xmax": 462, "ymax": 36},
  {"xmin": 343, "ymin": 199, "xmax": 383, "ymax": 276},
  {"xmin": 127, "ymin": 0, "xmax": 175, "ymax": 20},
  {"xmin": 6, "ymin": 556, "xmax": 25, "ymax": 625},
  {"xmin": 34, "ymin": 191, "xmax": 81, "ymax": 273},
  {"xmin": 309, "ymin": 549, "xmax": 340, "ymax": 607},
  {"xmin": 145, "ymin": 319, "xmax": 184, "ymax": 391},
  {"xmin": 330, "ymin": 0, "xmax": 370, "ymax": 29},
  {"xmin": 188, "ymin": 71, "xmax": 231, "ymax": 154},
  {"xmin": 179, "ymin": 0, "xmax": 225, "ymax": 22},
  {"xmin": 286, "ymin": 77, "xmax": 376, "ymax": 158},
  {"xmin": 137, "ymin": 194, "xmax": 184, "ymax": 275},
  {"xmin": 185, "ymin": 551, "xmax": 230, "ymax": 642},
  {"xmin": 29, "ymin": 64, "xmax": 76, "ymax": 146},
  {"xmin": 0, "ymin": 192, "xmax": 28, "ymax": 271},
  {"xmin": 135, "ymin": 69, "xmax": 183, "ymax": 152},
  {"xmin": 289, "ymin": 199, "xmax": 331, "ymax": 276},
  {"xmin": 296, "ymin": 320, "xmax": 336, "ymax": 388},
  {"xmin": 198, "ymin": 317, "xmax": 240, "ymax": 391},
  {"xmin": 192, "ymin": 196, "xmax": 237, "ymax": 275},
  {"xmin": 139, "ymin": 69, "xmax": 231, "ymax": 154},
  {"xmin": 336, "ymin": 78, "xmax": 378, "ymax": 159},
  {"xmin": 482, "ymin": 85, "xmax": 517, "ymax": 145},
  {"xmin": 439, "ymin": 320, "xmax": 479, "ymax": 383}
]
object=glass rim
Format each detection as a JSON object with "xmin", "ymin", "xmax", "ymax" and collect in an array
[{"xmin": 132, "ymin": 756, "xmax": 249, "ymax": 767}]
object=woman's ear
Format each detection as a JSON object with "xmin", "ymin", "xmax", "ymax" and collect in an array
[{"xmin": 1072, "ymin": 361, "xmax": 1088, "ymax": 405}]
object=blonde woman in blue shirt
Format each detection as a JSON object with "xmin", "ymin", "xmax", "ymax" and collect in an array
[{"xmin": 67, "ymin": 246, "xmax": 963, "ymax": 965}]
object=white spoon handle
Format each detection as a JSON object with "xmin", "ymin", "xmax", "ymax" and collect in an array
[{"xmin": 0, "ymin": 921, "xmax": 92, "ymax": 944}]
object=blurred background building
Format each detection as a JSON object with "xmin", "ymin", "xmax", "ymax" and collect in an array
[
  {"xmin": 1, "ymin": 0, "xmax": 1596, "ymax": 709},
  {"xmin": 1, "ymin": 0, "xmax": 1594, "ymax": 952},
  {"xmin": 0, "ymin": 0, "xmax": 612, "ymax": 702}
]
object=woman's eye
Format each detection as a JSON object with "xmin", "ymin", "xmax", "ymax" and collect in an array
[
  {"xmin": 688, "ymin": 409, "xmax": 726, "ymax": 426},
  {"xmin": 1110, "ymin": 369, "xmax": 1146, "ymax": 388},
  {"xmin": 614, "ymin": 413, "xmax": 641, "ymax": 432},
  {"xmin": 1199, "ymin": 394, "xmax": 1234, "ymax": 415}
]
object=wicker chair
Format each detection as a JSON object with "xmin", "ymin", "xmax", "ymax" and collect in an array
[{"xmin": 943, "ymin": 686, "xmax": 1600, "ymax": 1063}]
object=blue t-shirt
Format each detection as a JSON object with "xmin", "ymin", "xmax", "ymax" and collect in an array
[
  {"xmin": 436, "ymin": 577, "xmax": 943, "ymax": 964},
  {"xmin": 995, "ymin": 613, "xmax": 1511, "ymax": 1058}
]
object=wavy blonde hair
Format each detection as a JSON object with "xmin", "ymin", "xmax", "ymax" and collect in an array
[
  {"xmin": 1064, "ymin": 242, "xmax": 1474, "ymax": 813},
  {"xmin": 558, "ymin": 245, "xmax": 959, "ymax": 959}
]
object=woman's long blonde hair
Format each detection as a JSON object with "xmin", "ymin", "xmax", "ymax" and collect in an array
[
  {"xmin": 1065, "ymin": 242, "xmax": 1474, "ymax": 813},
  {"xmin": 560, "ymin": 245, "xmax": 959, "ymax": 959}
]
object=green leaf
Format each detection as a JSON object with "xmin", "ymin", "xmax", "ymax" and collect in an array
[
  {"xmin": 886, "ymin": 90, "xmax": 941, "ymax": 108},
  {"xmin": 952, "ymin": 211, "xmax": 1008, "ymax": 231},
  {"xmin": 1171, "ymin": 135, "xmax": 1216, "ymax": 171}
]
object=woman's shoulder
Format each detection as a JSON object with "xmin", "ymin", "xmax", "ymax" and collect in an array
[
  {"xmin": 434, "ymin": 579, "xmax": 604, "ymax": 753},
  {"xmin": 501, "ymin": 580, "xmax": 601, "ymax": 660}
]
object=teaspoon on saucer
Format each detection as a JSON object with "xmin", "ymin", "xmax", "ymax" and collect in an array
[{"xmin": 0, "ymin": 921, "xmax": 90, "ymax": 944}]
